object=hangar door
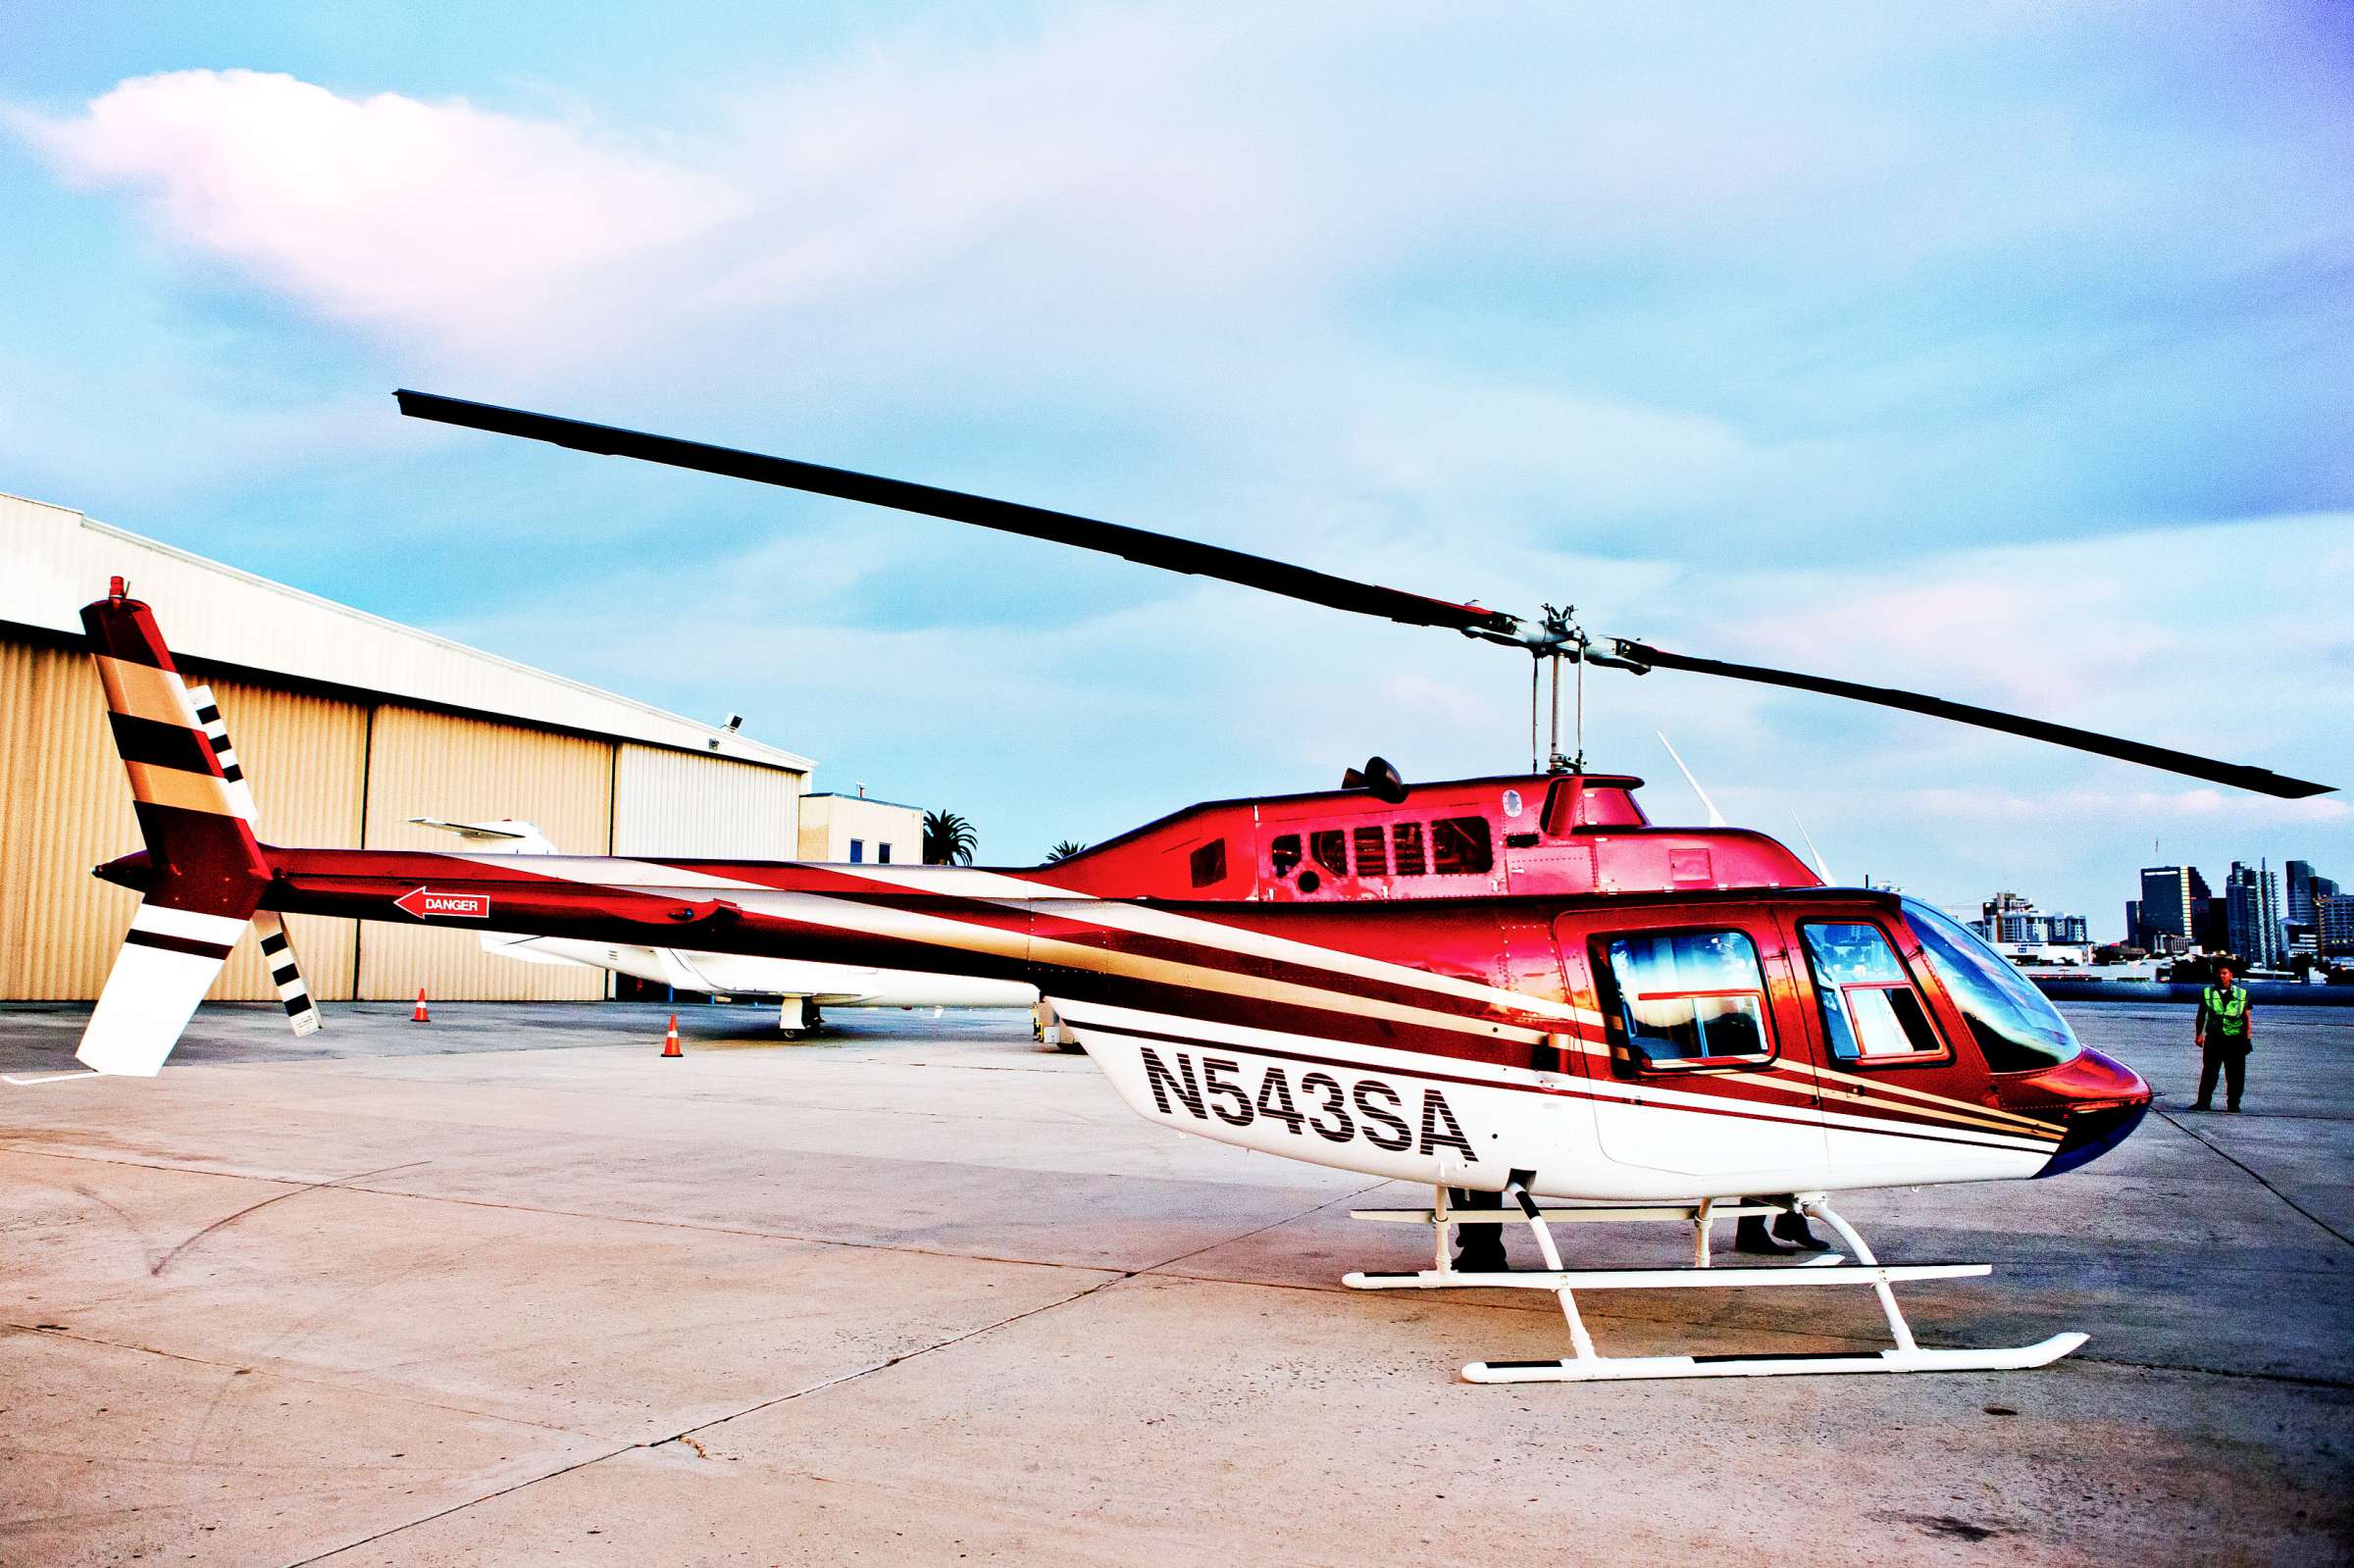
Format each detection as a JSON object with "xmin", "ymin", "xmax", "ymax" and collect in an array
[
  {"xmin": 356, "ymin": 705, "xmax": 613, "ymax": 1001},
  {"xmin": 611, "ymin": 743, "xmax": 801, "ymax": 861},
  {"xmin": 200, "ymin": 677, "xmax": 368, "ymax": 1002}
]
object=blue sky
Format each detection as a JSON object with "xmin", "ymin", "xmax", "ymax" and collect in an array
[{"xmin": 3, "ymin": 2, "xmax": 2349, "ymax": 932}]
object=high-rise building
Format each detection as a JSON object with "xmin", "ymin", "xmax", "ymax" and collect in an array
[
  {"xmin": 2047, "ymin": 914, "xmax": 2089, "ymax": 944},
  {"xmin": 2191, "ymin": 893, "xmax": 2230, "ymax": 951},
  {"xmin": 2123, "ymin": 899, "xmax": 2143, "ymax": 945},
  {"xmin": 2317, "ymin": 893, "xmax": 2354, "ymax": 958},
  {"xmin": 2225, "ymin": 861, "xmax": 2284, "ymax": 969},
  {"xmin": 2138, "ymin": 866, "xmax": 2210, "ymax": 944},
  {"xmin": 2287, "ymin": 860, "xmax": 2318, "ymax": 924}
]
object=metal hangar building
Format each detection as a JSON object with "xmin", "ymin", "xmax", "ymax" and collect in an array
[{"xmin": 1, "ymin": 492, "xmax": 816, "ymax": 1004}]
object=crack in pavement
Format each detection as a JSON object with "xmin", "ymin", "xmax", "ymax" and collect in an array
[
  {"xmin": 275, "ymin": 1184, "xmax": 1387, "ymax": 1564},
  {"xmin": 1, "ymin": 1321, "xmax": 600, "ymax": 1439},
  {"xmin": 2151, "ymin": 1108, "xmax": 2352, "ymax": 1248},
  {"xmin": 2, "ymin": 1140, "xmax": 1358, "ymax": 1280},
  {"xmin": 149, "ymin": 1160, "xmax": 434, "ymax": 1277}
]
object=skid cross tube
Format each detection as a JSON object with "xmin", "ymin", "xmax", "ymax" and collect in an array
[{"xmin": 1341, "ymin": 1189, "xmax": 2087, "ymax": 1384}]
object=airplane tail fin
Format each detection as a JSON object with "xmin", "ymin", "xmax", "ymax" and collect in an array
[{"xmin": 76, "ymin": 582, "xmax": 273, "ymax": 1075}]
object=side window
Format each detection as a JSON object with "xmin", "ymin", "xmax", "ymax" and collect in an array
[
  {"xmin": 1353, "ymin": 825, "xmax": 1389, "ymax": 878},
  {"xmin": 1189, "ymin": 838, "xmax": 1227, "ymax": 888},
  {"xmin": 878, "ymin": 843, "xmax": 892, "ymax": 864},
  {"xmin": 1801, "ymin": 922, "xmax": 1943, "ymax": 1062},
  {"xmin": 1392, "ymin": 821, "xmax": 1427, "ymax": 876},
  {"xmin": 1269, "ymin": 834, "xmax": 1303, "ymax": 878},
  {"xmin": 1310, "ymin": 830, "xmax": 1349, "ymax": 877},
  {"xmin": 1431, "ymin": 816, "xmax": 1493, "ymax": 875},
  {"xmin": 1600, "ymin": 930, "xmax": 1774, "ymax": 1070},
  {"xmin": 848, "ymin": 837, "xmax": 864, "ymax": 864}
]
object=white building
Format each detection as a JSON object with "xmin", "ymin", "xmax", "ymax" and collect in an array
[{"xmin": 797, "ymin": 791, "xmax": 924, "ymax": 866}]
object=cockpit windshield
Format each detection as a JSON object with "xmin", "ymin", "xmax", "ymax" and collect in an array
[{"xmin": 1900, "ymin": 898, "xmax": 2083, "ymax": 1074}]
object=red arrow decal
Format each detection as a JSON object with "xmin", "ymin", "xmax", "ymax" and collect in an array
[{"xmin": 394, "ymin": 885, "xmax": 490, "ymax": 921}]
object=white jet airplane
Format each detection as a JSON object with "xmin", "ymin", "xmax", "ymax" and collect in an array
[{"xmin": 413, "ymin": 817, "xmax": 1039, "ymax": 1033}]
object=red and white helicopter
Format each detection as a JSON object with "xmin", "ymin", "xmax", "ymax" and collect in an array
[{"xmin": 62, "ymin": 391, "xmax": 2330, "ymax": 1383}]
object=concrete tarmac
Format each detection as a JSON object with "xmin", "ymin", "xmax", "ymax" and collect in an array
[{"xmin": 1, "ymin": 999, "xmax": 2345, "ymax": 1566}]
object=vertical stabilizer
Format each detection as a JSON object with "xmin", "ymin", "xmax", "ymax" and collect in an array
[{"xmin": 76, "ymin": 582, "xmax": 271, "ymax": 1074}]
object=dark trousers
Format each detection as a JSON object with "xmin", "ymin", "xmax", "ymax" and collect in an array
[{"xmin": 2195, "ymin": 1043, "xmax": 2247, "ymax": 1109}]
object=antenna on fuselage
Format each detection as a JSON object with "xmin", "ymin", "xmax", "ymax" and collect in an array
[
  {"xmin": 1792, "ymin": 813, "xmax": 1836, "ymax": 885},
  {"xmin": 1655, "ymin": 733, "xmax": 1726, "ymax": 829}
]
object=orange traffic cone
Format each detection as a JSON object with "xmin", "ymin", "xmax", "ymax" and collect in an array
[
  {"xmin": 661, "ymin": 1014, "xmax": 683, "ymax": 1058},
  {"xmin": 411, "ymin": 987, "xmax": 430, "ymax": 1023}
]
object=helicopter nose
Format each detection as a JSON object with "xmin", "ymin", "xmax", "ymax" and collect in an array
[{"xmin": 1991, "ymin": 1047, "xmax": 2153, "ymax": 1179}]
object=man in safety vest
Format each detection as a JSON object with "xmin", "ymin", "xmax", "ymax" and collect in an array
[{"xmin": 2191, "ymin": 962, "xmax": 2253, "ymax": 1112}]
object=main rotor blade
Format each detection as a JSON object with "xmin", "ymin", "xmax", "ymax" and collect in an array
[
  {"xmin": 1611, "ymin": 639, "xmax": 2333, "ymax": 798},
  {"xmin": 395, "ymin": 391, "xmax": 1524, "ymax": 639}
]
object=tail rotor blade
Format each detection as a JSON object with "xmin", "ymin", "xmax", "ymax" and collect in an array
[{"xmin": 190, "ymin": 685, "xmax": 321, "ymax": 1036}]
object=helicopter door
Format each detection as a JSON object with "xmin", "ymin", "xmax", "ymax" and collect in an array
[
  {"xmin": 1566, "ymin": 916, "xmax": 1827, "ymax": 1181},
  {"xmin": 1784, "ymin": 915, "xmax": 1974, "ymax": 1176}
]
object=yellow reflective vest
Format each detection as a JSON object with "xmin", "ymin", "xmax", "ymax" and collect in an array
[{"xmin": 2201, "ymin": 985, "xmax": 2250, "ymax": 1041}]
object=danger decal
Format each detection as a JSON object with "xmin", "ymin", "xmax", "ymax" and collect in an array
[{"xmin": 393, "ymin": 886, "xmax": 490, "ymax": 920}]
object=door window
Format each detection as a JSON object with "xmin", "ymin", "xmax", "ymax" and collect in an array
[
  {"xmin": 1600, "ymin": 930, "xmax": 1774, "ymax": 1070},
  {"xmin": 1800, "ymin": 922, "xmax": 1943, "ymax": 1062}
]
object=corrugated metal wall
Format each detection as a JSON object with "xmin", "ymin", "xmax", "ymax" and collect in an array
[
  {"xmin": 355, "ymin": 704, "xmax": 614, "ymax": 1001},
  {"xmin": 203, "ymin": 679, "xmax": 367, "ymax": 1002},
  {"xmin": 2, "ymin": 631, "xmax": 807, "ymax": 1004},
  {"xmin": 0, "ymin": 642, "xmax": 138, "ymax": 998},
  {"xmin": 612, "ymin": 743, "xmax": 800, "ymax": 860}
]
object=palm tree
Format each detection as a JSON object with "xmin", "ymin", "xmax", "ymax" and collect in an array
[
  {"xmin": 923, "ymin": 809, "xmax": 977, "ymax": 866},
  {"xmin": 1047, "ymin": 840, "xmax": 1088, "ymax": 863}
]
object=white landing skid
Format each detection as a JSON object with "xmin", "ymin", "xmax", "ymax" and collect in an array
[{"xmin": 1343, "ymin": 1185, "xmax": 2086, "ymax": 1384}]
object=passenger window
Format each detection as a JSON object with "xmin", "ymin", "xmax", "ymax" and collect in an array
[
  {"xmin": 878, "ymin": 843, "xmax": 892, "ymax": 864},
  {"xmin": 1431, "ymin": 816, "xmax": 1492, "ymax": 875},
  {"xmin": 849, "ymin": 838, "xmax": 864, "ymax": 864},
  {"xmin": 1189, "ymin": 838, "xmax": 1227, "ymax": 888},
  {"xmin": 1270, "ymin": 835, "xmax": 1303, "ymax": 878},
  {"xmin": 1801, "ymin": 922, "xmax": 1943, "ymax": 1061},
  {"xmin": 1601, "ymin": 930, "xmax": 1773, "ymax": 1069},
  {"xmin": 1310, "ymin": 830, "xmax": 1349, "ymax": 877},
  {"xmin": 1392, "ymin": 822, "xmax": 1427, "ymax": 876},
  {"xmin": 1353, "ymin": 825, "xmax": 1388, "ymax": 877}
]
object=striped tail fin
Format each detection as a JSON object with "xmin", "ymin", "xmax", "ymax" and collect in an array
[
  {"xmin": 77, "ymin": 582, "xmax": 272, "ymax": 1075},
  {"xmin": 188, "ymin": 684, "xmax": 321, "ymax": 1037}
]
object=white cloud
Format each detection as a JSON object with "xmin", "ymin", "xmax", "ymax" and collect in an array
[{"xmin": 18, "ymin": 70, "xmax": 737, "ymax": 345}]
